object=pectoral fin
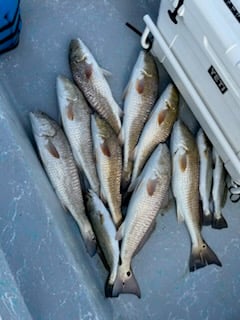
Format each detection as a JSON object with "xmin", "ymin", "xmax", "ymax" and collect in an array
[
  {"xmin": 147, "ymin": 178, "xmax": 158, "ymax": 196},
  {"xmin": 85, "ymin": 63, "xmax": 93, "ymax": 79},
  {"xmin": 67, "ymin": 103, "xmax": 74, "ymax": 120},
  {"xmin": 136, "ymin": 78, "xmax": 144, "ymax": 94},
  {"xmin": 46, "ymin": 140, "xmax": 60, "ymax": 159},
  {"xmin": 100, "ymin": 140, "xmax": 111, "ymax": 157},
  {"xmin": 179, "ymin": 152, "xmax": 187, "ymax": 172},
  {"xmin": 158, "ymin": 109, "xmax": 167, "ymax": 125}
]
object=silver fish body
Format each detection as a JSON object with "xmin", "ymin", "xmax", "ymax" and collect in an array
[
  {"xmin": 56, "ymin": 75, "xmax": 100, "ymax": 195},
  {"xmin": 212, "ymin": 148, "xmax": 228, "ymax": 229},
  {"xmin": 171, "ymin": 120, "xmax": 222, "ymax": 271},
  {"xmin": 196, "ymin": 128, "xmax": 213, "ymax": 225},
  {"xmin": 69, "ymin": 38, "xmax": 122, "ymax": 135},
  {"xmin": 86, "ymin": 191, "xmax": 119, "ymax": 297},
  {"xmin": 91, "ymin": 114, "xmax": 122, "ymax": 227},
  {"xmin": 129, "ymin": 83, "xmax": 178, "ymax": 191},
  {"xmin": 121, "ymin": 50, "xmax": 159, "ymax": 190},
  {"xmin": 30, "ymin": 111, "xmax": 96, "ymax": 256},
  {"xmin": 112, "ymin": 143, "xmax": 171, "ymax": 298}
]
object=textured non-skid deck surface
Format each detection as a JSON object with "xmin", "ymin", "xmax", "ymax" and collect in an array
[{"xmin": 0, "ymin": 1, "xmax": 239, "ymax": 319}]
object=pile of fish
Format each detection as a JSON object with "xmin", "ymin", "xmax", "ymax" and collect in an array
[{"xmin": 30, "ymin": 38, "xmax": 228, "ymax": 299}]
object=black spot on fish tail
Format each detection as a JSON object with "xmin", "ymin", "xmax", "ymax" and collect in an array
[
  {"xmin": 212, "ymin": 214, "xmax": 228, "ymax": 229},
  {"xmin": 112, "ymin": 266, "xmax": 141, "ymax": 298},
  {"xmin": 189, "ymin": 241, "xmax": 222, "ymax": 272}
]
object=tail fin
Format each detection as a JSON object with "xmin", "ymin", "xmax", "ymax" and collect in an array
[
  {"xmin": 212, "ymin": 214, "xmax": 228, "ymax": 229},
  {"xmin": 111, "ymin": 265, "xmax": 141, "ymax": 298},
  {"xmin": 189, "ymin": 241, "xmax": 222, "ymax": 272},
  {"xmin": 202, "ymin": 213, "xmax": 212, "ymax": 226}
]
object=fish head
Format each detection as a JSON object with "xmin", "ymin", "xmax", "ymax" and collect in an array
[
  {"xmin": 30, "ymin": 111, "xmax": 57, "ymax": 138},
  {"xmin": 69, "ymin": 39, "xmax": 93, "ymax": 81},
  {"xmin": 170, "ymin": 120, "xmax": 195, "ymax": 155},
  {"xmin": 111, "ymin": 264, "xmax": 141, "ymax": 298},
  {"xmin": 91, "ymin": 113, "xmax": 112, "ymax": 140},
  {"xmin": 56, "ymin": 75, "xmax": 79, "ymax": 103}
]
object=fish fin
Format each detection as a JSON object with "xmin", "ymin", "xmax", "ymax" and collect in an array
[
  {"xmin": 202, "ymin": 213, "xmax": 212, "ymax": 226},
  {"xmin": 112, "ymin": 266, "xmax": 141, "ymax": 298},
  {"xmin": 46, "ymin": 140, "xmax": 60, "ymax": 159},
  {"xmin": 115, "ymin": 221, "xmax": 125, "ymax": 241},
  {"xmin": 133, "ymin": 219, "xmax": 157, "ymax": 257},
  {"xmin": 147, "ymin": 178, "xmax": 158, "ymax": 196},
  {"xmin": 179, "ymin": 151, "xmax": 187, "ymax": 172},
  {"xmin": 66, "ymin": 102, "xmax": 74, "ymax": 120},
  {"xmin": 176, "ymin": 207, "xmax": 185, "ymax": 223},
  {"xmin": 100, "ymin": 140, "xmax": 111, "ymax": 157},
  {"xmin": 189, "ymin": 242, "xmax": 222, "ymax": 272},
  {"xmin": 85, "ymin": 62, "xmax": 93, "ymax": 79},
  {"xmin": 118, "ymin": 127, "xmax": 124, "ymax": 146},
  {"xmin": 136, "ymin": 78, "xmax": 144, "ymax": 94},
  {"xmin": 105, "ymin": 282, "xmax": 114, "ymax": 298},
  {"xmin": 199, "ymin": 201, "xmax": 212, "ymax": 226},
  {"xmin": 158, "ymin": 109, "xmax": 167, "ymax": 126},
  {"xmin": 212, "ymin": 214, "xmax": 228, "ymax": 229},
  {"xmin": 101, "ymin": 67, "xmax": 112, "ymax": 77}
]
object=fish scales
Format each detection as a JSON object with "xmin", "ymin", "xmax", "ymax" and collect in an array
[
  {"xmin": 171, "ymin": 120, "xmax": 222, "ymax": 272},
  {"xmin": 122, "ymin": 50, "xmax": 159, "ymax": 189},
  {"xmin": 87, "ymin": 191, "xmax": 119, "ymax": 297},
  {"xmin": 57, "ymin": 75, "xmax": 100, "ymax": 194},
  {"xmin": 91, "ymin": 114, "xmax": 122, "ymax": 227},
  {"xmin": 69, "ymin": 38, "xmax": 121, "ymax": 135},
  {"xmin": 112, "ymin": 144, "xmax": 171, "ymax": 298},
  {"xmin": 30, "ymin": 111, "xmax": 96, "ymax": 256},
  {"xmin": 129, "ymin": 83, "xmax": 179, "ymax": 190}
]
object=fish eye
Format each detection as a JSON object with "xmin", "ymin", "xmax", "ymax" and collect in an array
[
  {"xmin": 202, "ymin": 244, "xmax": 206, "ymax": 249},
  {"xmin": 126, "ymin": 271, "xmax": 131, "ymax": 277}
]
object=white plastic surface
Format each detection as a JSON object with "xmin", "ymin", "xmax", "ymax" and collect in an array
[{"xmin": 142, "ymin": 0, "xmax": 240, "ymax": 184}]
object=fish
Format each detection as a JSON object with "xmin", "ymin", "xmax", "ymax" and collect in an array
[
  {"xmin": 56, "ymin": 75, "xmax": 100, "ymax": 195},
  {"xmin": 211, "ymin": 148, "xmax": 228, "ymax": 229},
  {"xmin": 121, "ymin": 50, "xmax": 159, "ymax": 190},
  {"xmin": 30, "ymin": 111, "xmax": 97, "ymax": 256},
  {"xmin": 91, "ymin": 114, "xmax": 122, "ymax": 227},
  {"xmin": 69, "ymin": 38, "xmax": 122, "ymax": 135},
  {"xmin": 112, "ymin": 143, "xmax": 171, "ymax": 298},
  {"xmin": 128, "ymin": 83, "xmax": 178, "ymax": 191},
  {"xmin": 170, "ymin": 120, "xmax": 222, "ymax": 271},
  {"xmin": 86, "ymin": 190, "xmax": 120, "ymax": 297},
  {"xmin": 196, "ymin": 128, "xmax": 213, "ymax": 225}
]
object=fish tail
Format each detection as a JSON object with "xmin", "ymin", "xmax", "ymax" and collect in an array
[
  {"xmin": 111, "ymin": 265, "xmax": 141, "ymax": 298},
  {"xmin": 212, "ymin": 214, "xmax": 228, "ymax": 229},
  {"xmin": 189, "ymin": 241, "xmax": 222, "ymax": 272},
  {"xmin": 202, "ymin": 212, "xmax": 212, "ymax": 226}
]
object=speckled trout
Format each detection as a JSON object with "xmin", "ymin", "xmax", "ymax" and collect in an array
[
  {"xmin": 30, "ymin": 111, "xmax": 96, "ymax": 256},
  {"xmin": 91, "ymin": 114, "xmax": 122, "ymax": 227},
  {"xmin": 69, "ymin": 38, "xmax": 122, "ymax": 135},
  {"xmin": 121, "ymin": 50, "xmax": 159, "ymax": 190},
  {"xmin": 171, "ymin": 120, "xmax": 222, "ymax": 272},
  {"xmin": 56, "ymin": 75, "xmax": 100, "ymax": 194},
  {"xmin": 112, "ymin": 143, "xmax": 171, "ymax": 298}
]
